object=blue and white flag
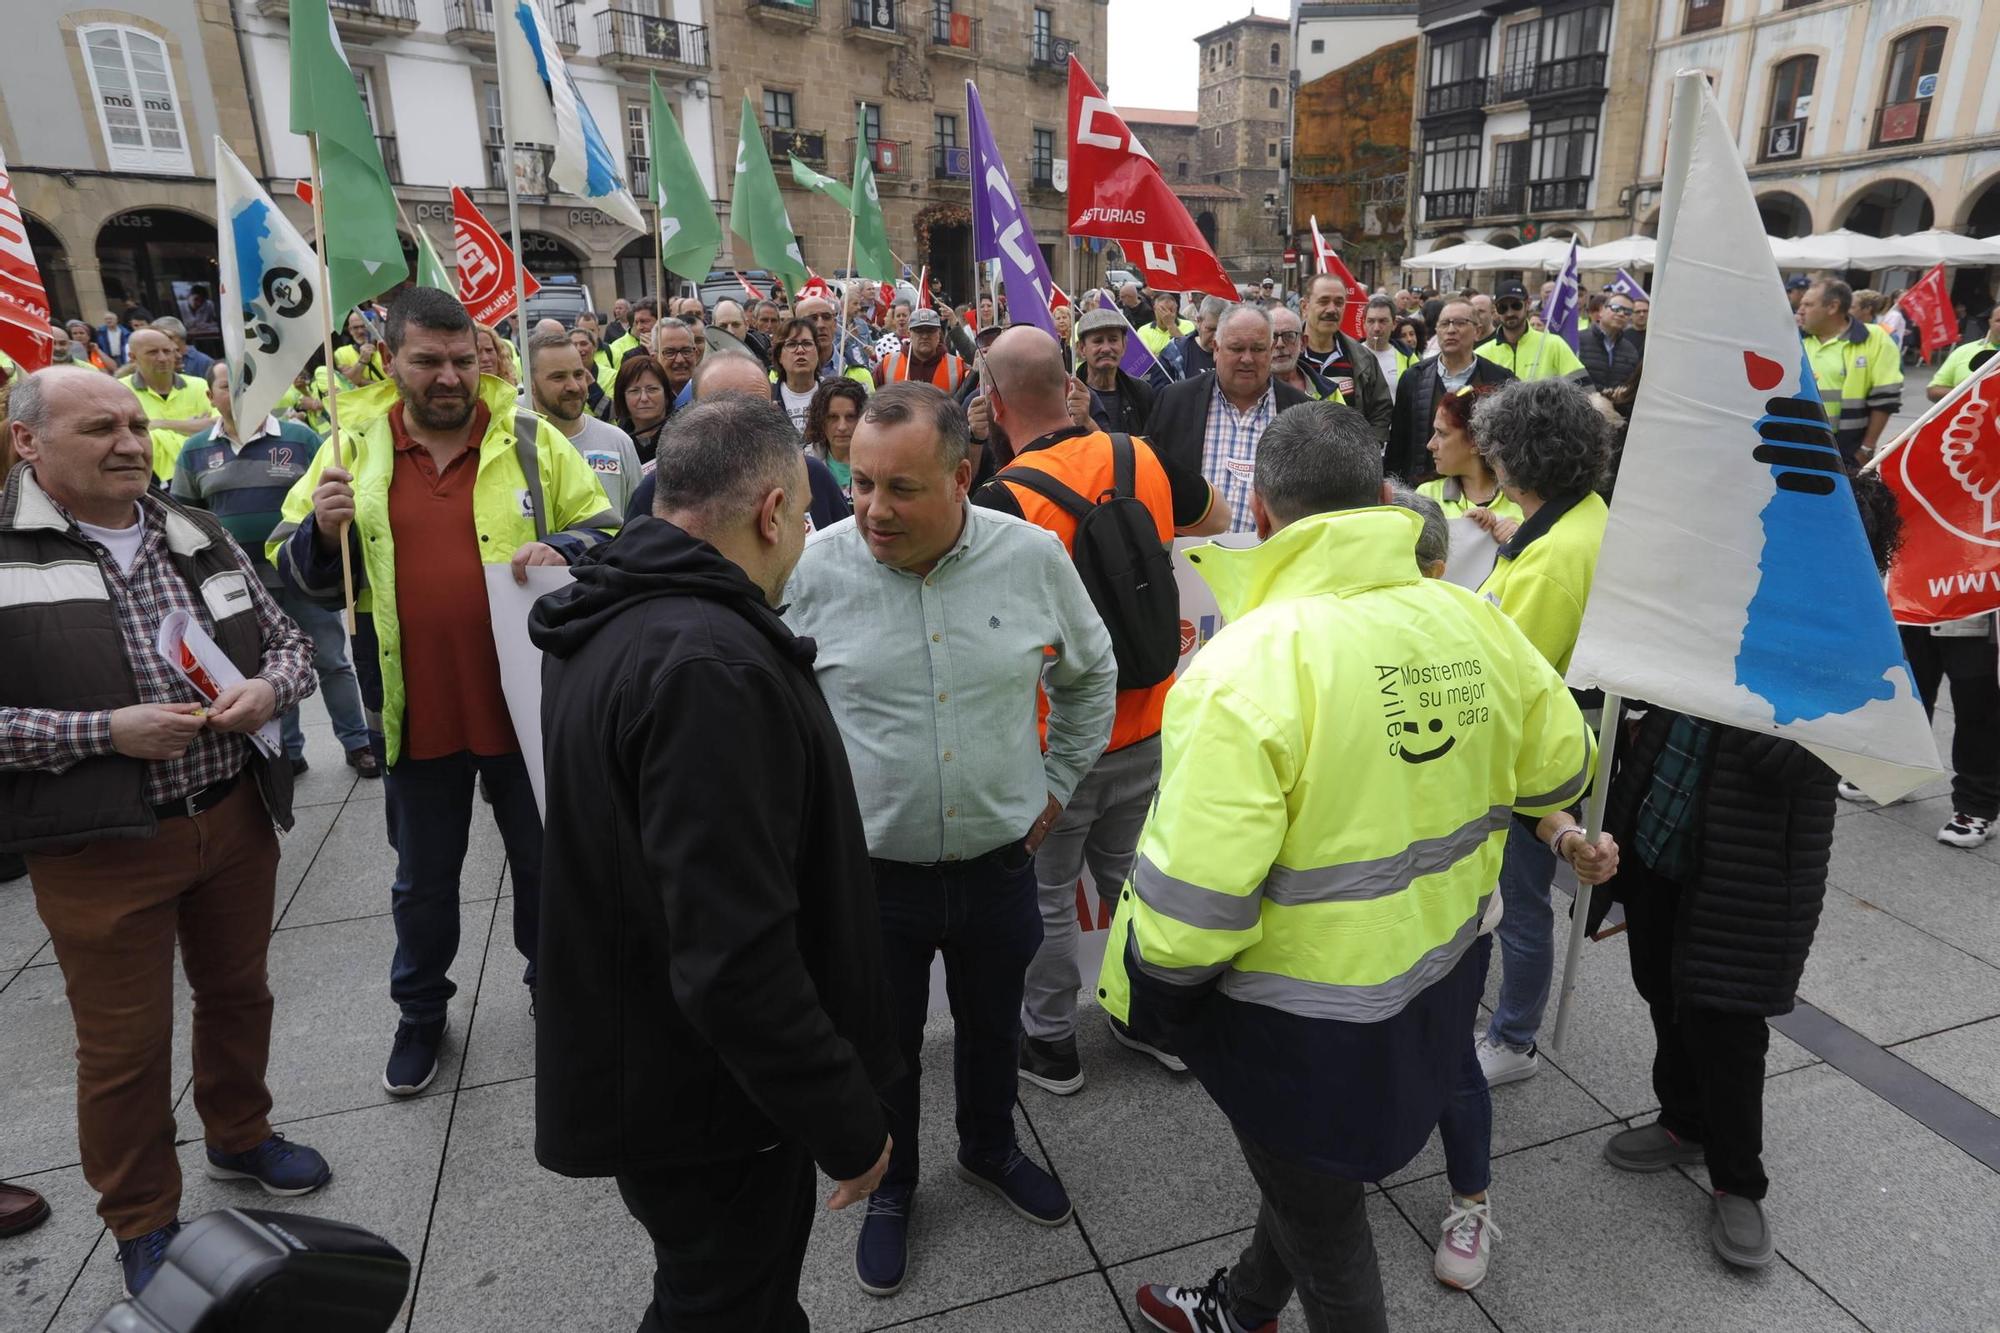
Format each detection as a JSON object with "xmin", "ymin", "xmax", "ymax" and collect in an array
[
  {"xmin": 1604, "ymin": 267, "xmax": 1649, "ymax": 302},
  {"xmin": 214, "ymin": 138, "xmax": 320, "ymax": 436},
  {"xmin": 1543, "ymin": 239, "xmax": 1581, "ymax": 352},
  {"xmin": 1566, "ymin": 74, "xmax": 1940, "ymax": 802},
  {"xmin": 496, "ymin": 1, "xmax": 646, "ymax": 232},
  {"xmin": 967, "ymin": 80, "xmax": 1060, "ymax": 341}
]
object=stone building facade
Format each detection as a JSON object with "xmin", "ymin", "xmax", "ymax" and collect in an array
[{"xmin": 1191, "ymin": 12, "xmax": 1291, "ymax": 280}]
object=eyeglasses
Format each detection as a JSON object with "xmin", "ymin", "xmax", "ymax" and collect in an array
[
  {"xmin": 1436, "ymin": 317, "xmax": 1474, "ymax": 330},
  {"xmin": 1606, "ymin": 304, "xmax": 1635, "ymax": 315},
  {"xmin": 659, "ymin": 347, "xmax": 697, "ymax": 361},
  {"xmin": 1273, "ymin": 331, "xmax": 1301, "ymax": 344},
  {"xmin": 781, "ymin": 340, "xmax": 818, "ymax": 352}
]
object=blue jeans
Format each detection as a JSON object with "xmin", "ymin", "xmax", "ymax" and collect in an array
[
  {"xmin": 1485, "ymin": 821, "xmax": 1556, "ymax": 1052},
  {"xmin": 872, "ymin": 839, "xmax": 1043, "ymax": 1190},
  {"xmin": 274, "ymin": 586, "xmax": 370, "ymax": 758},
  {"xmin": 1439, "ymin": 934, "xmax": 1495, "ymax": 1197},
  {"xmin": 382, "ymin": 746, "xmax": 543, "ymax": 1022}
]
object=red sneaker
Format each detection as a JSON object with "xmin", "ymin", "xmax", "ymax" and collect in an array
[{"xmin": 1135, "ymin": 1269, "xmax": 1276, "ymax": 1332}]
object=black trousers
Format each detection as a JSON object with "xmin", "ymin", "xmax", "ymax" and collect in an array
[
  {"xmin": 1621, "ymin": 857, "xmax": 1771, "ymax": 1200},
  {"xmin": 1902, "ymin": 625, "xmax": 2000, "ymax": 821},
  {"xmin": 614, "ymin": 1141, "xmax": 816, "ymax": 1332},
  {"xmin": 1227, "ymin": 1130, "xmax": 1388, "ymax": 1333}
]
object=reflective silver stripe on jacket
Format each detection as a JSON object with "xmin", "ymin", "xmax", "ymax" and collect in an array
[
  {"xmin": 1131, "ymin": 856, "xmax": 1263, "ymax": 932},
  {"xmin": 1216, "ymin": 901, "xmax": 1487, "ymax": 1024},
  {"xmin": 1262, "ymin": 806, "xmax": 1510, "ymax": 907}
]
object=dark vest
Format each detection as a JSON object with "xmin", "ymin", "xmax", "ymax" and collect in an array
[{"xmin": 0, "ymin": 465, "xmax": 293, "ymax": 851}]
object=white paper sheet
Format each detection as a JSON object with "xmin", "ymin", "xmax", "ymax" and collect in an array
[{"xmin": 483, "ymin": 564, "xmax": 575, "ymax": 818}]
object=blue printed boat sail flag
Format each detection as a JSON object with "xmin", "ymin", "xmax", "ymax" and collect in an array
[
  {"xmin": 495, "ymin": 0, "xmax": 646, "ymax": 232},
  {"xmin": 215, "ymin": 138, "xmax": 320, "ymax": 435},
  {"xmin": 1565, "ymin": 74, "xmax": 1941, "ymax": 803}
]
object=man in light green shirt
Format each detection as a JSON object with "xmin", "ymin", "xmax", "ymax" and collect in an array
[
  {"xmin": 782, "ymin": 380, "xmax": 1115, "ymax": 1297},
  {"xmin": 1477, "ymin": 280, "xmax": 1588, "ymax": 383},
  {"xmin": 1928, "ymin": 306, "xmax": 2000, "ymax": 401}
]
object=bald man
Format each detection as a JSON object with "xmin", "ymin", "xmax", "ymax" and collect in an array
[
  {"xmin": 711, "ymin": 299, "xmax": 748, "ymax": 342},
  {"xmin": 533, "ymin": 318, "xmax": 568, "ymax": 339},
  {"xmin": 622, "ymin": 351, "xmax": 852, "ymax": 531},
  {"xmin": 969, "ymin": 327, "xmax": 1223, "ymax": 1090},
  {"xmin": 126, "ymin": 328, "xmax": 214, "ymax": 482}
]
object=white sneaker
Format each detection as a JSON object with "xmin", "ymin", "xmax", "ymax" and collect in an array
[
  {"xmin": 1938, "ymin": 812, "xmax": 1993, "ymax": 849},
  {"xmin": 1475, "ymin": 1034, "xmax": 1539, "ymax": 1087},
  {"xmin": 1434, "ymin": 1195, "xmax": 1500, "ymax": 1290},
  {"xmin": 1836, "ymin": 780, "xmax": 1870, "ymax": 803}
]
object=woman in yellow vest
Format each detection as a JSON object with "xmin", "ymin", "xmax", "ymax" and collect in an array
[{"xmin": 1417, "ymin": 385, "xmax": 1524, "ymax": 528}]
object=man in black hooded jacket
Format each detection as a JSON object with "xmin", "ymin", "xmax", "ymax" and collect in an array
[{"xmin": 529, "ymin": 394, "xmax": 898, "ymax": 1331}]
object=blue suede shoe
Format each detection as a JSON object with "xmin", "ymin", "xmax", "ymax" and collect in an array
[
  {"xmin": 203, "ymin": 1132, "xmax": 332, "ymax": 1197},
  {"xmin": 956, "ymin": 1146, "xmax": 1072, "ymax": 1225},
  {"xmin": 116, "ymin": 1221, "xmax": 182, "ymax": 1296},
  {"xmin": 855, "ymin": 1183, "xmax": 914, "ymax": 1297}
]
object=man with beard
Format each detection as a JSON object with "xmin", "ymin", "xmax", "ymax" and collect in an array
[
  {"xmin": 1270, "ymin": 306, "xmax": 1335, "ymax": 402},
  {"xmin": 271, "ymin": 288, "xmax": 619, "ymax": 1097},
  {"xmin": 1475, "ymin": 281, "xmax": 1588, "ymax": 384},
  {"xmin": 528, "ymin": 329, "xmax": 643, "ymax": 515},
  {"xmin": 1297, "ymin": 275, "xmax": 1392, "ymax": 443}
]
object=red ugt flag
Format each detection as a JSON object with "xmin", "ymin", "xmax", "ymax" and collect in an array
[
  {"xmin": 452, "ymin": 186, "xmax": 539, "ymax": 327},
  {"xmin": 1309, "ymin": 215, "xmax": 1366, "ymax": 341},
  {"xmin": 1066, "ymin": 58, "xmax": 1235, "ymax": 301},
  {"xmin": 1898, "ymin": 263, "xmax": 1955, "ymax": 361},
  {"xmin": 1882, "ymin": 354, "xmax": 2000, "ymax": 624},
  {"xmin": 0, "ymin": 145, "xmax": 55, "ymax": 374}
]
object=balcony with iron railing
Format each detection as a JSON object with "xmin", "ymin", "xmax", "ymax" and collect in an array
[
  {"xmin": 1423, "ymin": 78, "xmax": 1486, "ymax": 118},
  {"xmin": 930, "ymin": 6, "xmax": 977, "ymax": 57},
  {"xmin": 1485, "ymin": 68, "xmax": 1536, "ymax": 105},
  {"xmin": 486, "ymin": 142, "xmax": 556, "ymax": 195},
  {"xmin": 376, "ymin": 134, "xmax": 402, "ymax": 185},
  {"xmin": 750, "ymin": 0, "xmax": 818, "ymax": 28},
  {"xmin": 1870, "ymin": 99, "xmax": 1930, "ymax": 149},
  {"xmin": 1531, "ymin": 52, "xmax": 1607, "ymax": 99},
  {"xmin": 1477, "ymin": 181, "xmax": 1524, "ymax": 217},
  {"xmin": 253, "ymin": 0, "xmax": 418, "ymax": 39},
  {"xmin": 846, "ymin": 137, "xmax": 912, "ymax": 178},
  {"xmin": 765, "ymin": 125, "xmax": 828, "ymax": 164},
  {"xmin": 931, "ymin": 142, "xmax": 971, "ymax": 183},
  {"xmin": 1529, "ymin": 177, "xmax": 1590, "ymax": 212},
  {"xmin": 628, "ymin": 155, "xmax": 651, "ymax": 197},
  {"xmin": 1030, "ymin": 155, "xmax": 1056, "ymax": 189},
  {"xmin": 597, "ymin": 10, "xmax": 709, "ymax": 69},
  {"xmin": 1422, "ymin": 188, "xmax": 1476, "ymax": 223},
  {"xmin": 846, "ymin": 0, "xmax": 910, "ymax": 42},
  {"xmin": 1029, "ymin": 33, "xmax": 1072, "ymax": 78},
  {"xmin": 444, "ymin": 0, "xmax": 577, "ymax": 50}
]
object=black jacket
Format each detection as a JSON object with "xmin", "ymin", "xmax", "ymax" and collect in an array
[
  {"xmin": 1386, "ymin": 355, "xmax": 1517, "ymax": 481},
  {"xmin": 1085, "ymin": 367, "xmax": 1157, "ymax": 436},
  {"xmin": 529, "ymin": 518, "xmax": 898, "ymax": 1179},
  {"xmin": 626, "ymin": 452, "xmax": 850, "ymax": 532},
  {"xmin": 1594, "ymin": 708, "xmax": 1837, "ymax": 1016},
  {"xmin": 1578, "ymin": 326, "xmax": 1643, "ymax": 394},
  {"xmin": 1302, "ymin": 331, "xmax": 1394, "ymax": 443},
  {"xmin": 1143, "ymin": 372, "xmax": 1315, "ymax": 484}
]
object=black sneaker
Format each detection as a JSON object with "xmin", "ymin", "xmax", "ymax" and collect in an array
[
  {"xmin": 1019, "ymin": 1033, "xmax": 1084, "ymax": 1095},
  {"xmin": 289, "ymin": 756, "xmax": 310, "ymax": 777},
  {"xmin": 1108, "ymin": 1016, "xmax": 1187, "ymax": 1072},
  {"xmin": 955, "ymin": 1145, "xmax": 1072, "ymax": 1225},
  {"xmin": 382, "ymin": 1017, "xmax": 447, "ymax": 1096},
  {"xmin": 116, "ymin": 1221, "xmax": 182, "ymax": 1297}
]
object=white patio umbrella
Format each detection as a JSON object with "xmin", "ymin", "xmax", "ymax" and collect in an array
[
  {"xmin": 1407, "ymin": 241, "xmax": 1513, "ymax": 270},
  {"xmin": 1871, "ymin": 229, "xmax": 2000, "ymax": 267},
  {"xmin": 1576, "ymin": 235, "xmax": 1657, "ymax": 269},
  {"xmin": 1767, "ymin": 229, "xmax": 1926, "ymax": 270},
  {"xmin": 1459, "ymin": 236, "xmax": 1577, "ymax": 271}
]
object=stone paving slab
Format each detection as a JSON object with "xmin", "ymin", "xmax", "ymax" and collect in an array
[{"xmin": 1892, "ymin": 1015, "xmax": 2000, "ymax": 1119}]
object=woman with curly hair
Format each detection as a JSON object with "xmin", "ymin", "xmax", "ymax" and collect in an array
[
  {"xmin": 611, "ymin": 353, "xmax": 673, "ymax": 465},
  {"xmin": 1465, "ymin": 378, "xmax": 1611, "ymax": 1104},
  {"xmin": 802, "ymin": 378, "xmax": 866, "ymax": 501}
]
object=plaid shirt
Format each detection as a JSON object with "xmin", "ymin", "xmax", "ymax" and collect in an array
[
  {"xmin": 0, "ymin": 494, "xmax": 315, "ymax": 804},
  {"xmin": 1633, "ymin": 713, "xmax": 1716, "ymax": 880},
  {"xmin": 1203, "ymin": 379, "xmax": 1278, "ymax": 532}
]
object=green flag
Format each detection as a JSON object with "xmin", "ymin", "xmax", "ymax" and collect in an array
[
  {"xmin": 849, "ymin": 107, "xmax": 894, "ymax": 283},
  {"xmin": 289, "ymin": 0, "xmax": 407, "ymax": 315},
  {"xmin": 790, "ymin": 156, "xmax": 852, "ymax": 212},
  {"xmin": 649, "ymin": 75, "xmax": 721, "ymax": 282},
  {"xmin": 413, "ymin": 226, "xmax": 451, "ymax": 293},
  {"xmin": 728, "ymin": 96, "xmax": 806, "ymax": 291}
]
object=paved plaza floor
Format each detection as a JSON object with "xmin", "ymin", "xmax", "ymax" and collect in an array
[{"xmin": 7, "ymin": 371, "xmax": 1997, "ymax": 1332}]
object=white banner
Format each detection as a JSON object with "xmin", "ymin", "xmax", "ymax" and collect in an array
[{"xmin": 484, "ymin": 564, "xmax": 573, "ymax": 818}]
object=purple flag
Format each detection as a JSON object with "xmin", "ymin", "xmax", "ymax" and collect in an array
[
  {"xmin": 1605, "ymin": 267, "xmax": 1650, "ymax": 302},
  {"xmin": 1542, "ymin": 240, "xmax": 1582, "ymax": 352},
  {"xmin": 1121, "ymin": 327, "xmax": 1164, "ymax": 380},
  {"xmin": 967, "ymin": 80, "xmax": 1060, "ymax": 341}
]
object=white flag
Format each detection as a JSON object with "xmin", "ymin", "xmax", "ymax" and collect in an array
[
  {"xmin": 1564, "ymin": 75, "xmax": 1941, "ymax": 803},
  {"xmin": 214, "ymin": 138, "xmax": 321, "ymax": 437},
  {"xmin": 494, "ymin": 0, "xmax": 646, "ymax": 232}
]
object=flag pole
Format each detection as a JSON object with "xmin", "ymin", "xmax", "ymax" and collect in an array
[
  {"xmin": 1549, "ymin": 71, "xmax": 1706, "ymax": 1051},
  {"xmin": 495, "ymin": 17, "xmax": 529, "ymax": 375},
  {"xmin": 305, "ymin": 134, "xmax": 356, "ymax": 635},
  {"xmin": 1862, "ymin": 351, "xmax": 2000, "ymax": 474},
  {"xmin": 838, "ymin": 205, "xmax": 858, "ymax": 378}
]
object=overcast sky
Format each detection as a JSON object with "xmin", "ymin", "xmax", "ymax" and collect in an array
[{"xmin": 1105, "ymin": 0, "xmax": 1291, "ymax": 111}]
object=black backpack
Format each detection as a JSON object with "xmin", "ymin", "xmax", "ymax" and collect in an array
[{"xmin": 997, "ymin": 433, "xmax": 1180, "ymax": 690}]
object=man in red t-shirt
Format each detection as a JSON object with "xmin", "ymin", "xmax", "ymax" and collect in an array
[{"xmin": 972, "ymin": 328, "xmax": 1226, "ymax": 1094}]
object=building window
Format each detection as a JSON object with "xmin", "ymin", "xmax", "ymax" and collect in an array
[
  {"xmin": 1176, "ymin": 158, "xmax": 1188, "ymax": 179},
  {"xmin": 762, "ymin": 89, "xmax": 795, "ymax": 130},
  {"xmin": 1529, "ymin": 112, "xmax": 1598, "ymax": 210},
  {"xmin": 1498, "ymin": 20, "xmax": 1536, "ymax": 98},
  {"xmin": 1267, "ymin": 140, "xmax": 1278, "ymax": 159},
  {"xmin": 1425, "ymin": 30, "xmax": 1488, "ymax": 114},
  {"xmin": 1032, "ymin": 127, "xmax": 1055, "ymax": 185},
  {"xmin": 1874, "ymin": 27, "xmax": 1944, "ymax": 147},
  {"xmin": 1761, "ymin": 53, "xmax": 1815, "ymax": 161},
  {"xmin": 934, "ymin": 111, "xmax": 957, "ymax": 147},
  {"xmin": 1684, "ymin": 0, "xmax": 1723, "ymax": 35},
  {"xmin": 1033, "ymin": 7, "xmax": 1052, "ymax": 63},
  {"xmin": 1270, "ymin": 42, "xmax": 1281, "ymax": 65},
  {"xmin": 78, "ymin": 24, "xmax": 192, "ymax": 174},
  {"xmin": 1213, "ymin": 128, "xmax": 1221, "ymax": 147},
  {"xmin": 1310, "ymin": 38, "xmax": 1323, "ymax": 54},
  {"xmin": 859, "ymin": 101, "xmax": 882, "ymax": 147},
  {"xmin": 1536, "ymin": 5, "xmax": 1609, "ymax": 95},
  {"xmin": 1226, "ymin": 41, "xmax": 1235, "ymax": 66},
  {"xmin": 1268, "ymin": 87, "xmax": 1280, "ymax": 109},
  {"xmin": 484, "ymin": 83, "xmax": 505, "ymax": 148},
  {"xmin": 1421, "ymin": 132, "xmax": 1480, "ymax": 220}
]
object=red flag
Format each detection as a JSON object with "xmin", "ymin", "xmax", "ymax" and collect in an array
[
  {"xmin": 873, "ymin": 278, "xmax": 895, "ymax": 326},
  {"xmin": 0, "ymin": 146, "xmax": 54, "ymax": 375},
  {"xmin": 1310, "ymin": 215, "xmax": 1367, "ymax": 341},
  {"xmin": 1049, "ymin": 283, "xmax": 1072, "ymax": 312},
  {"xmin": 1066, "ymin": 57, "xmax": 1235, "ymax": 300},
  {"xmin": 1881, "ymin": 355, "xmax": 2000, "ymax": 624},
  {"xmin": 451, "ymin": 186, "xmax": 539, "ymax": 327},
  {"xmin": 294, "ymin": 179, "xmax": 316, "ymax": 207},
  {"xmin": 915, "ymin": 265, "xmax": 932, "ymax": 311},
  {"xmin": 1898, "ymin": 263, "xmax": 1955, "ymax": 360},
  {"xmin": 733, "ymin": 270, "xmax": 766, "ymax": 301},
  {"xmin": 801, "ymin": 269, "xmax": 833, "ymax": 300}
]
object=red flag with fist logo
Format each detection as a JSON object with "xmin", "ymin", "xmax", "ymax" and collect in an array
[
  {"xmin": 1066, "ymin": 57, "xmax": 1235, "ymax": 300},
  {"xmin": 0, "ymin": 144, "xmax": 54, "ymax": 374},
  {"xmin": 1897, "ymin": 263, "xmax": 1956, "ymax": 360},
  {"xmin": 1881, "ymin": 354, "xmax": 2000, "ymax": 624}
]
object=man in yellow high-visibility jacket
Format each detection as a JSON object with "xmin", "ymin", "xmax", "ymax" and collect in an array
[
  {"xmin": 127, "ymin": 328, "xmax": 214, "ymax": 482},
  {"xmin": 1109, "ymin": 401, "xmax": 1613, "ymax": 1333},
  {"xmin": 1798, "ymin": 278, "xmax": 1901, "ymax": 462}
]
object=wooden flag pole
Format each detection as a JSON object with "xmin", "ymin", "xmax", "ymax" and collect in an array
[
  {"xmin": 836, "ymin": 206, "xmax": 858, "ymax": 377},
  {"xmin": 495, "ymin": 17, "xmax": 530, "ymax": 375},
  {"xmin": 305, "ymin": 135, "xmax": 356, "ymax": 635}
]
